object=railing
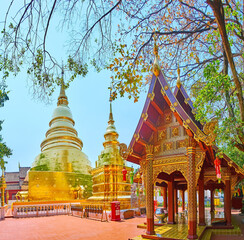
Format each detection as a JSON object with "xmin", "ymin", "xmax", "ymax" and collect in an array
[
  {"xmin": 12, "ymin": 203, "xmax": 71, "ymax": 218},
  {"xmin": 0, "ymin": 206, "xmax": 4, "ymax": 220},
  {"xmin": 0, "ymin": 205, "xmax": 8, "ymax": 220},
  {"xmin": 70, "ymin": 204, "xmax": 108, "ymax": 222}
]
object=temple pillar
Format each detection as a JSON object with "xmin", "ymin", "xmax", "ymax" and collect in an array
[
  {"xmin": 145, "ymin": 145, "xmax": 155, "ymax": 235},
  {"xmin": 181, "ymin": 190, "xmax": 185, "ymax": 211},
  {"xmin": 187, "ymin": 145, "xmax": 198, "ymax": 239},
  {"xmin": 163, "ymin": 186, "xmax": 167, "ymax": 209},
  {"xmin": 198, "ymin": 172, "xmax": 205, "ymax": 226},
  {"xmin": 168, "ymin": 177, "xmax": 175, "ymax": 224},
  {"xmin": 210, "ymin": 189, "xmax": 215, "ymax": 218},
  {"xmin": 174, "ymin": 189, "xmax": 178, "ymax": 214},
  {"xmin": 224, "ymin": 177, "xmax": 232, "ymax": 226}
]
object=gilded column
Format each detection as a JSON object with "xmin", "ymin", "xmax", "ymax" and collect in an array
[
  {"xmin": 198, "ymin": 172, "xmax": 205, "ymax": 226},
  {"xmin": 167, "ymin": 177, "xmax": 175, "ymax": 224},
  {"xmin": 145, "ymin": 145, "xmax": 155, "ymax": 235},
  {"xmin": 224, "ymin": 174, "xmax": 232, "ymax": 226},
  {"xmin": 187, "ymin": 144, "xmax": 198, "ymax": 239},
  {"xmin": 163, "ymin": 186, "xmax": 167, "ymax": 209}
]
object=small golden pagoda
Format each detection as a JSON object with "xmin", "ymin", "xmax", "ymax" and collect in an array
[
  {"xmin": 28, "ymin": 82, "xmax": 92, "ymax": 201},
  {"xmin": 89, "ymin": 98, "xmax": 132, "ymax": 209}
]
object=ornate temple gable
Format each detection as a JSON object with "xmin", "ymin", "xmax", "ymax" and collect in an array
[{"xmin": 154, "ymin": 109, "xmax": 189, "ymax": 157}]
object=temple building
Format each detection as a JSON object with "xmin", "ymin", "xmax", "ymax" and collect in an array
[
  {"xmin": 0, "ymin": 166, "xmax": 30, "ymax": 201},
  {"xmin": 125, "ymin": 46, "xmax": 244, "ymax": 238},
  {"xmin": 28, "ymin": 83, "xmax": 92, "ymax": 201},
  {"xmin": 89, "ymin": 99, "xmax": 132, "ymax": 209}
]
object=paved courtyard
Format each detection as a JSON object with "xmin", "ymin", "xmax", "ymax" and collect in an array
[{"xmin": 0, "ymin": 215, "xmax": 146, "ymax": 240}]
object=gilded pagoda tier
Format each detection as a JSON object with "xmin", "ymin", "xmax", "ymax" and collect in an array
[
  {"xmin": 89, "ymin": 100, "xmax": 133, "ymax": 209},
  {"xmin": 89, "ymin": 165, "xmax": 132, "ymax": 210},
  {"xmin": 28, "ymin": 83, "xmax": 92, "ymax": 201}
]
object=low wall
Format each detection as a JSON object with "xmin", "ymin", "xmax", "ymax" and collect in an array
[
  {"xmin": 12, "ymin": 202, "xmax": 71, "ymax": 218},
  {"xmin": 0, "ymin": 205, "xmax": 8, "ymax": 220}
]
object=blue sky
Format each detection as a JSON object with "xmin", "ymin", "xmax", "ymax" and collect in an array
[
  {"xmin": 1, "ymin": 67, "xmax": 147, "ymax": 172},
  {"xmin": 0, "ymin": 1, "xmax": 150, "ymax": 172}
]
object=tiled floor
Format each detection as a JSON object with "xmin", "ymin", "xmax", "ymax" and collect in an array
[
  {"xmin": 0, "ymin": 215, "xmax": 146, "ymax": 240},
  {"xmin": 131, "ymin": 209, "xmax": 243, "ymax": 240}
]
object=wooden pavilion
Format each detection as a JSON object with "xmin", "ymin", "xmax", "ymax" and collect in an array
[{"xmin": 125, "ymin": 51, "xmax": 244, "ymax": 239}]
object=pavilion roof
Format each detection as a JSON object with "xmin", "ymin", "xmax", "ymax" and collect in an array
[{"xmin": 126, "ymin": 67, "xmax": 244, "ymax": 180}]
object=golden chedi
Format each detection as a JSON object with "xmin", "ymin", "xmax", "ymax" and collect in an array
[
  {"xmin": 28, "ymin": 83, "xmax": 92, "ymax": 201},
  {"xmin": 89, "ymin": 100, "xmax": 132, "ymax": 209}
]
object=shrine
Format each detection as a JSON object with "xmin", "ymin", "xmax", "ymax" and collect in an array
[
  {"xmin": 28, "ymin": 81, "xmax": 92, "ymax": 201},
  {"xmin": 89, "ymin": 97, "xmax": 133, "ymax": 209},
  {"xmin": 125, "ymin": 46, "xmax": 244, "ymax": 239}
]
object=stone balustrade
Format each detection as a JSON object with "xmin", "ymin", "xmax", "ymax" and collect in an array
[
  {"xmin": 0, "ymin": 206, "xmax": 5, "ymax": 220},
  {"xmin": 12, "ymin": 203, "xmax": 71, "ymax": 218},
  {"xmin": 0, "ymin": 205, "xmax": 8, "ymax": 220}
]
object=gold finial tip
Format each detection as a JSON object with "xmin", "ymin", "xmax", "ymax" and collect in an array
[{"xmin": 176, "ymin": 64, "xmax": 181, "ymax": 88}]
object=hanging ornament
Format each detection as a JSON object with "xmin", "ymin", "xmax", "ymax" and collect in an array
[
  {"xmin": 130, "ymin": 170, "xmax": 134, "ymax": 184},
  {"xmin": 214, "ymin": 157, "xmax": 222, "ymax": 183},
  {"xmin": 122, "ymin": 166, "xmax": 127, "ymax": 182}
]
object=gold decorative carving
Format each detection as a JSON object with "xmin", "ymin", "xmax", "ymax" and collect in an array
[
  {"xmin": 148, "ymin": 92, "xmax": 155, "ymax": 101},
  {"xmin": 182, "ymin": 121, "xmax": 189, "ymax": 130},
  {"xmin": 186, "ymin": 119, "xmax": 191, "ymax": 124},
  {"xmin": 154, "ymin": 145, "xmax": 160, "ymax": 153},
  {"xmin": 158, "ymin": 129, "xmax": 166, "ymax": 141},
  {"xmin": 170, "ymin": 105, "xmax": 176, "ymax": 112},
  {"xmin": 134, "ymin": 133, "xmax": 140, "ymax": 141},
  {"xmin": 153, "ymin": 156, "xmax": 188, "ymax": 183},
  {"xmin": 195, "ymin": 119, "xmax": 218, "ymax": 146},
  {"xmin": 164, "ymin": 142, "xmax": 173, "ymax": 151},
  {"xmin": 153, "ymin": 156, "xmax": 187, "ymax": 166},
  {"xmin": 195, "ymin": 151, "xmax": 206, "ymax": 186},
  {"xmin": 176, "ymin": 139, "xmax": 188, "ymax": 149},
  {"xmin": 165, "ymin": 113, "xmax": 172, "ymax": 123},
  {"xmin": 119, "ymin": 143, "xmax": 129, "ymax": 159},
  {"xmin": 172, "ymin": 127, "xmax": 179, "ymax": 137},
  {"xmin": 161, "ymin": 88, "xmax": 166, "ymax": 96},
  {"xmin": 145, "ymin": 144, "xmax": 154, "ymax": 155},
  {"xmin": 164, "ymin": 85, "xmax": 169, "ymax": 91},
  {"xmin": 184, "ymin": 98, "xmax": 190, "ymax": 104},
  {"xmin": 141, "ymin": 113, "xmax": 148, "ymax": 121},
  {"xmin": 173, "ymin": 102, "xmax": 178, "ymax": 107}
]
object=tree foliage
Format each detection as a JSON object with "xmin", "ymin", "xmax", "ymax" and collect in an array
[
  {"xmin": 1, "ymin": 0, "xmax": 244, "ymax": 154},
  {"xmin": 0, "ymin": 84, "xmax": 12, "ymax": 173}
]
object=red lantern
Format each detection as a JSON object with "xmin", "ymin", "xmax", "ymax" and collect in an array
[
  {"xmin": 214, "ymin": 157, "xmax": 221, "ymax": 182},
  {"xmin": 122, "ymin": 167, "xmax": 127, "ymax": 182}
]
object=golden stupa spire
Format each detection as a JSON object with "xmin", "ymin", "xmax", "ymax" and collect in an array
[
  {"xmin": 57, "ymin": 67, "xmax": 69, "ymax": 106},
  {"xmin": 103, "ymin": 89, "xmax": 118, "ymax": 148},
  {"xmin": 176, "ymin": 63, "xmax": 181, "ymax": 88},
  {"xmin": 109, "ymin": 88, "xmax": 114, "ymax": 123},
  {"xmin": 153, "ymin": 35, "xmax": 160, "ymax": 77}
]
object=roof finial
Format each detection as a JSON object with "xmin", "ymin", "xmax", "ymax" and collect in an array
[
  {"xmin": 176, "ymin": 63, "xmax": 181, "ymax": 88},
  {"xmin": 109, "ymin": 87, "xmax": 114, "ymax": 122},
  {"xmin": 57, "ymin": 65, "xmax": 68, "ymax": 106},
  {"xmin": 153, "ymin": 34, "xmax": 160, "ymax": 77}
]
